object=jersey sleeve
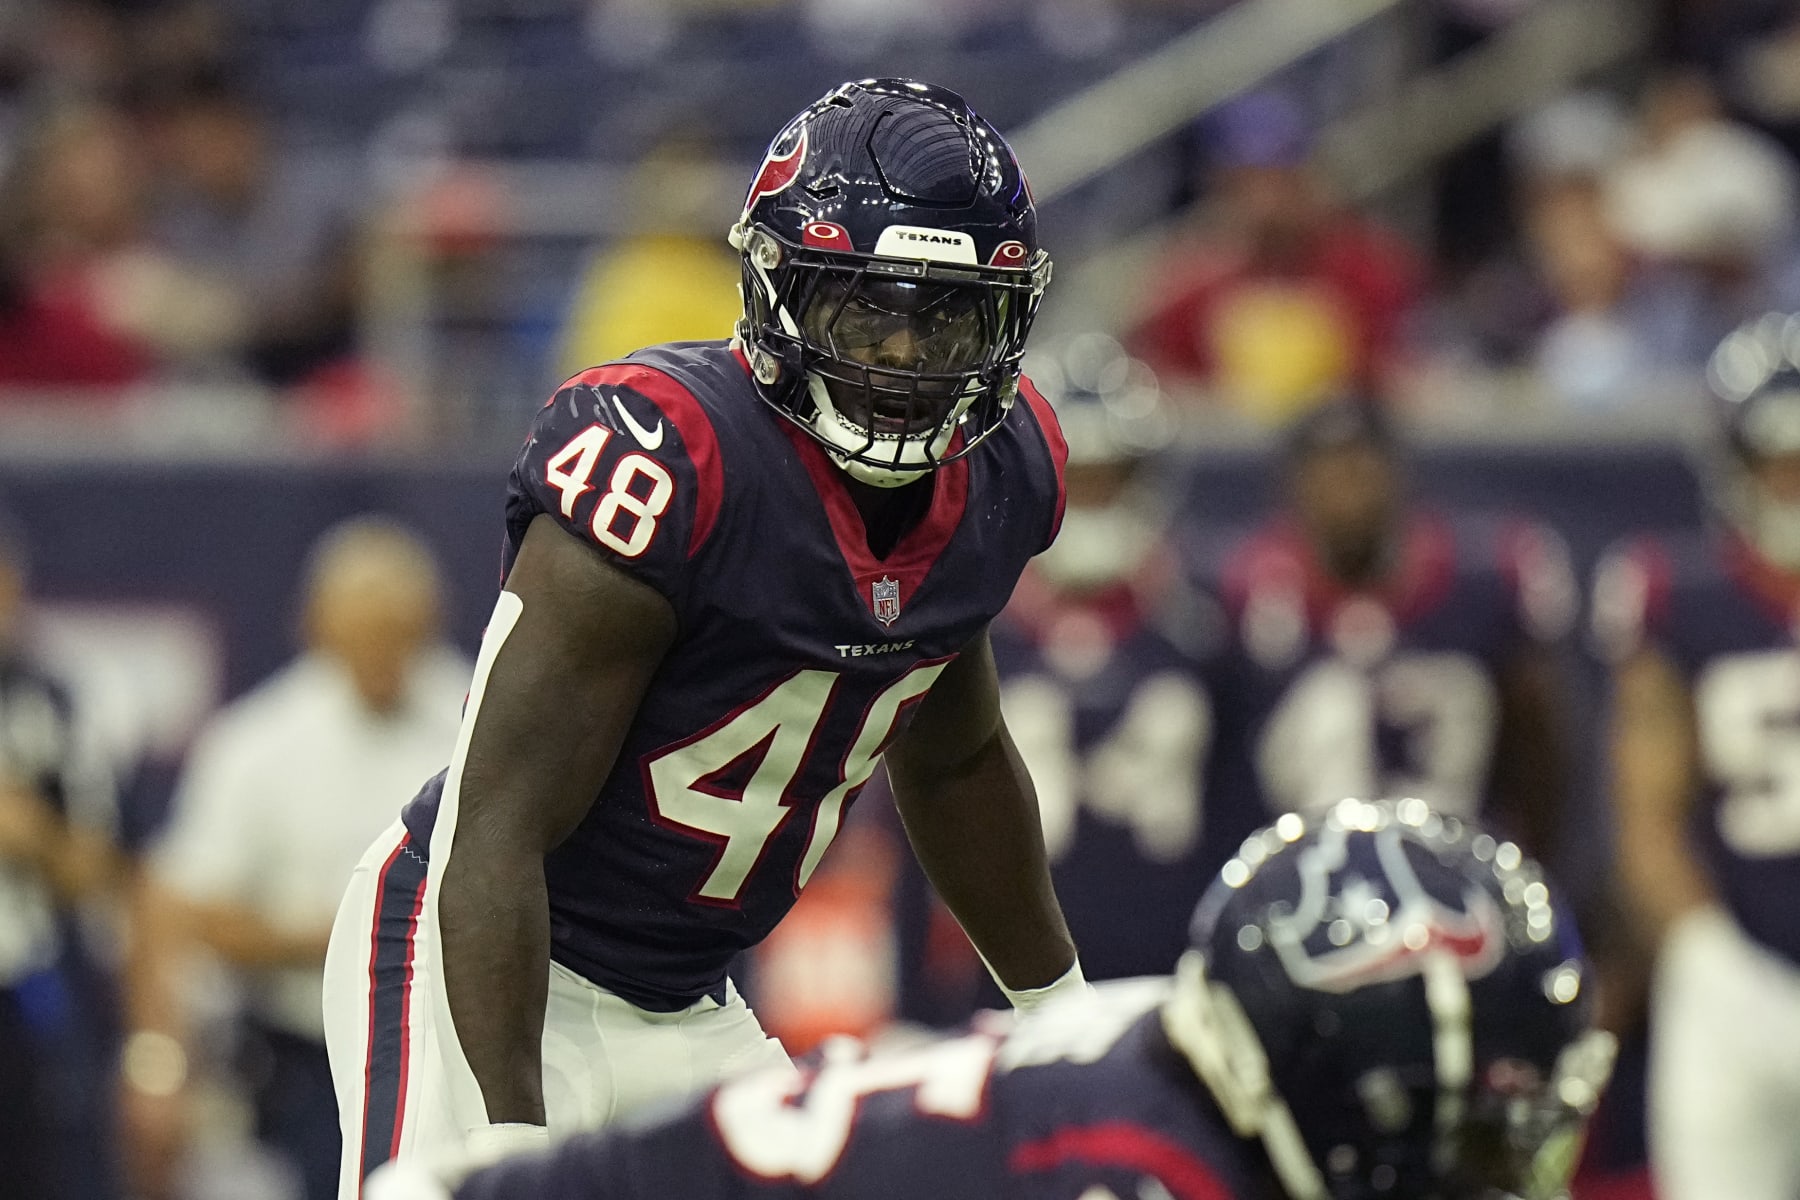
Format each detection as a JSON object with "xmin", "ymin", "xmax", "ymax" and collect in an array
[
  {"xmin": 508, "ymin": 362, "xmax": 726, "ymax": 603},
  {"xmin": 1016, "ymin": 376, "xmax": 1069, "ymax": 554},
  {"xmin": 1498, "ymin": 519, "xmax": 1578, "ymax": 645}
]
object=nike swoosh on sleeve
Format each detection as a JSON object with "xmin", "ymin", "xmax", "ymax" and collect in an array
[{"xmin": 612, "ymin": 395, "xmax": 665, "ymax": 451}]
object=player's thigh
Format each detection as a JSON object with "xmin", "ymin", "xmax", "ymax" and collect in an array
[
  {"xmin": 538, "ymin": 969, "xmax": 791, "ymax": 1134},
  {"xmin": 1650, "ymin": 908, "xmax": 1800, "ymax": 1200},
  {"xmin": 682, "ymin": 981, "xmax": 794, "ymax": 1085}
]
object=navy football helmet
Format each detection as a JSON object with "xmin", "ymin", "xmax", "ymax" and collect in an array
[
  {"xmin": 1163, "ymin": 799, "xmax": 1614, "ymax": 1200},
  {"xmin": 729, "ymin": 78, "xmax": 1052, "ymax": 487},
  {"xmin": 1707, "ymin": 313, "xmax": 1800, "ymax": 566}
]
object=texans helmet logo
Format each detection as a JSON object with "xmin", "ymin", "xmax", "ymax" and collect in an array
[
  {"xmin": 742, "ymin": 130, "xmax": 808, "ymax": 218},
  {"xmin": 1267, "ymin": 819, "xmax": 1505, "ymax": 993}
]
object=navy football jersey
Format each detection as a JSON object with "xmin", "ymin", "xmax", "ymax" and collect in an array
[
  {"xmin": 403, "ymin": 340, "xmax": 1066, "ymax": 1010},
  {"xmin": 452, "ymin": 979, "xmax": 1258, "ymax": 1200},
  {"xmin": 1203, "ymin": 513, "xmax": 1573, "ymax": 877},
  {"xmin": 1594, "ymin": 531, "xmax": 1800, "ymax": 967}
]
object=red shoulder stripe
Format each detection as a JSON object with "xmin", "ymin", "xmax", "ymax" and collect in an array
[
  {"xmin": 569, "ymin": 363, "xmax": 726, "ymax": 558},
  {"xmin": 1017, "ymin": 376, "xmax": 1069, "ymax": 545},
  {"xmin": 1010, "ymin": 1122, "xmax": 1235, "ymax": 1200}
]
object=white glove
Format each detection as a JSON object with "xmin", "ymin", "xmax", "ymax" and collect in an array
[
  {"xmin": 464, "ymin": 1122, "xmax": 551, "ymax": 1169},
  {"xmin": 363, "ymin": 1162, "xmax": 454, "ymax": 1200},
  {"xmin": 994, "ymin": 960, "xmax": 1090, "ymax": 1014},
  {"xmin": 363, "ymin": 1122, "xmax": 549, "ymax": 1200}
]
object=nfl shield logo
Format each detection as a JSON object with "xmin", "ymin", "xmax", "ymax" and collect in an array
[{"xmin": 871, "ymin": 576, "xmax": 901, "ymax": 626}]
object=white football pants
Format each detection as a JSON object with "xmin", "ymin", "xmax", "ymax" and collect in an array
[
  {"xmin": 322, "ymin": 820, "xmax": 792, "ymax": 1200},
  {"xmin": 1650, "ymin": 905, "xmax": 1800, "ymax": 1200}
]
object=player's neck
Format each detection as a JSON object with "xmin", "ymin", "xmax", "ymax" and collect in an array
[{"xmin": 842, "ymin": 473, "xmax": 935, "ymax": 560}]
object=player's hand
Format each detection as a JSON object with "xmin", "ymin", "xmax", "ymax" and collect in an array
[
  {"xmin": 118, "ymin": 1076, "xmax": 189, "ymax": 1200},
  {"xmin": 0, "ymin": 781, "xmax": 56, "ymax": 868}
]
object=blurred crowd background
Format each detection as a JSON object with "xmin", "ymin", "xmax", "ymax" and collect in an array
[{"xmin": 2, "ymin": 0, "xmax": 1799, "ymax": 1197}]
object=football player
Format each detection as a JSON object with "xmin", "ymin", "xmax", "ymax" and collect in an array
[
  {"xmin": 1594, "ymin": 312, "xmax": 1800, "ymax": 1200},
  {"xmin": 900, "ymin": 334, "xmax": 1221, "ymax": 1012},
  {"xmin": 366, "ymin": 799, "xmax": 1616, "ymax": 1200},
  {"xmin": 321, "ymin": 79, "xmax": 1085, "ymax": 1195},
  {"xmin": 1205, "ymin": 398, "xmax": 1576, "ymax": 874}
]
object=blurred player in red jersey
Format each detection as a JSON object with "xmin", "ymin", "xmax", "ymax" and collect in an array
[{"xmin": 1203, "ymin": 397, "xmax": 1575, "ymax": 873}]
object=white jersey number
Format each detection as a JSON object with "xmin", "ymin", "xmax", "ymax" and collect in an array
[
  {"xmin": 646, "ymin": 661, "xmax": 947, "ymax": 902},
  {"xmin": 712, "ymin": 981, "xmax": 1164, "ymax": 1184},
  {"xmin": 543, "ymin": 424, "xmax": 676, "ymax": 559},
  {"xmin": 1256, "ymin": 653, "xmax": 1497, "ymax": 820},
  {"xmin": 1002, "ymin": 673, "xmax": 1211, "ymax": 863},
  {"xmin": 1697, "ymin": 650, "xmax": 1800, "ymax": 858},
  {"xmin": 714, "ymin": 1035, "xmax": 994, "ymax": 1184}
]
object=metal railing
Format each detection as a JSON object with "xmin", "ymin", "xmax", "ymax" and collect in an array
[{"xmin": 1009, "ymin": 0, "xmax": 1407, "ymax": 205}]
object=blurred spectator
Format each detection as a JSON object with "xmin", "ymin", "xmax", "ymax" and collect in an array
[
  {"xmin": 135, "ymin": 67, "xmax": 368, "ymax": 389},
  {"xmin": 1602, "ymin": 70, "xmax": 1800, "ymax": 366},
  {"xmin": 1127, "ymin": 90, "xmax": 1423, "ymax": 423},
  {"xmin": 1659, "ymin": 0, "xmax": 1800, "ymax": 155},
  {"xmin": 133, "ymin": 518, "xmax": 469, "ymax": 1200},
  {"xmin": 554, "ymin": 136, "xmax": 741, "ymax": 377},
  {"xmin": 1522, "ymin": 175, "xmax": 1675, "ymax": 412},
  {"xmin": 0, "ymin": 511, "xmax": 124, "ymax": 1196},
  {"xmin": 1203, "ymin": 397, "xmax": 1575, "ymax": 868},
  {"xmin": 1494, "ymin": 92, "xmax": 1680, "ymax": 411},
  {"xmin": 0, "ymin": 103, "xmax": 154, "ymax": 388},
  {"xmin": 1594, "ymin": 314, "xmax": 1800, "ymax": 1200}
]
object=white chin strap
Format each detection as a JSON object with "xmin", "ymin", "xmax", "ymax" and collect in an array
[{"xmin": 805, "ymin": 372, "xmax": 968, "ymax": 488}]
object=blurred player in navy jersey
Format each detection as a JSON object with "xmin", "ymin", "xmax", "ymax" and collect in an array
[
  {"xmin": 898, "ymin": 333, "xmax": 1221, "ymax": 1019},
  {"xmin": 1595, "ymin": 313, "xmax": 1800, "ymax": 1200},
  {"xmin": 1204, "ymin": 398, "xmax": 1576, "ymax": 877},
  {"xmin": 322, "ymin": 78, "xmax": 1085, "ymax": 1195},
  {"xmin": 366, "ymin": 799, "xmax": 1617, "ymax": 1200}
]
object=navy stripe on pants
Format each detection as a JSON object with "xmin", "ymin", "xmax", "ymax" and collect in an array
[{"xmin": 357, "ymin": 834, "xmax": 429, "ymax": 1190}]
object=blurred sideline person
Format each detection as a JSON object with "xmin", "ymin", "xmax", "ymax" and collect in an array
[
  {"xmin": 1127, "ymin": 90, "xmax": 1422, "ymax": 423},
  {"xmin": 0, "ymin": 514, "xmax": 123, "ymax": 1196},
  {"xmin": 1205, "ymin": 398, "xmax": 1575, "ymax": 878},
  {"xmin": 896, "ymin": 334, "xmax": 1221, "ymax": 1023},
  {"xmin": 323, "ymin": 78, "xmax": 1082, "ymax": 1196},
  {"xmin": 133, "ymin": 517, "xmax": 468, "ymax": 1200},
  {"xmin": 554, "ymin": 136, "xmax": 743, "ymax": 377},
  {"xmin": 368, "ymin": 800, "xmax": 1616, "ymax": 1200},
  {"xmin": 1594, "ymin": 313, "xmax": 1800, "ymax": 1200}
]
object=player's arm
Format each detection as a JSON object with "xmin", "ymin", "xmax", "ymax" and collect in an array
[
  {"xmin": 1490, "ymin": 647, "xmax": 1570, "ymax": 866},
  {"xmin": 1491, "ymin": 521, "xmax": 1577, "ymax": 864},
  {"xmin": 885, "ymin": 627, "xmax": 1079, "ymax": 1001},
  {"xmin": 1608, "ymin": 644, "xmax": 1715, "ymax": 946},
  {"xmin": 438, "ymin": 513, "xmax": 677, "ymax": 1127}
]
